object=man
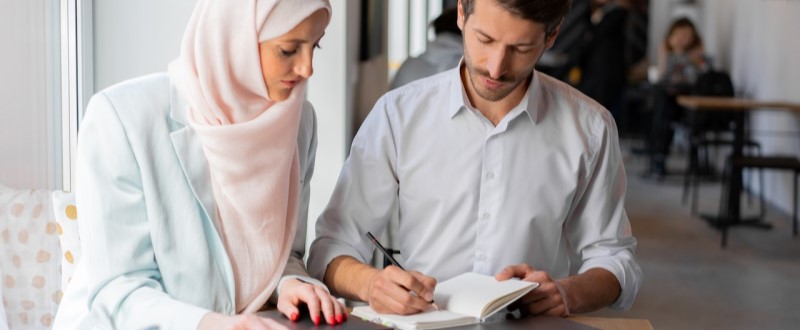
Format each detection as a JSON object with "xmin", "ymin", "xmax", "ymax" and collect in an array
[
  {"xmin": 309, "ymin": 0, "xmax": 641, "ymax": 317},
  {"xmin": 390, "ymin": 8, "xmax": 463, "ymax": 90}
]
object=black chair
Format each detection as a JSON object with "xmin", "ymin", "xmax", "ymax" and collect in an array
[
  {"xmin": 681, "ymin": 114, "xmax": 764, "ymax": 216},
  {"xmin": 731, "ymin": 155, "xmax": 800, "ymax": 237}
]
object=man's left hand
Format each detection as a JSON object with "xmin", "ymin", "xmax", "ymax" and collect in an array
[{"xmin": 495, "ymin": 264, "xmax": 569, "ymax": 317}]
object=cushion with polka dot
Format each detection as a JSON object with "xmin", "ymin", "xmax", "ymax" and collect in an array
[
  {"xmin": 51, "ymin": 191, "xmax": 80, "ymax": 291},
  {"xmin": 0, "ymin": 186, "xmax": 61, "ymax": 329}
]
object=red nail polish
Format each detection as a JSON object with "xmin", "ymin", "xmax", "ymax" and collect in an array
[
  {"xmin": 313, "ymin": 316, "xmax": 320, "ymax": 325},
  {"xmin": 343, "ymin": 313, "xmax": 348, "ymax": 321},
  {"xmin": 290, "ymin": 313, "xmax": 298, "ymax": 321},
  {"xmin": 336, "ymin": 315, "xmax": 343, "ymax": 324},
  {"xmin": 327, "ymin": 316, "xmax": 335, "ymax": 325}
]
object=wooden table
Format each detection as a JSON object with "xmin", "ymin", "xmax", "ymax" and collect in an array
[
  {"xmin": 569, "ymin": 315, "xmax": 653, "ymax": 330},
  {"xmin": 677, "ymin": 96, "xmax": 800, "ymax": 246},
  {"xmin": 258, "ymin": 308, "xmax": 653, "ymax": 329}
]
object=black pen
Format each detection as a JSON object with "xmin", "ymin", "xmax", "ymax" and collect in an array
[{"xmin": 366, "ymin": 231, "xmax": 438, "ymax": 308}]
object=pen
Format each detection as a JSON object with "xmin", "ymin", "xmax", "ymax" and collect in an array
[{"xmin": 366, "ymin": 232, "xmax": 438, "ymax": 308}]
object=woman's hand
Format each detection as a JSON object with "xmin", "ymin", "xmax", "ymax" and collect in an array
[{"xmin": 277, "ymin": 278, "xmax": 346, "ymax": 326}]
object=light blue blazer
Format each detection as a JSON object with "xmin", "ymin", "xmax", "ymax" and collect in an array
[{"xmin": 53, "ymin": 73, "xmax": 320, "ymax": 330}]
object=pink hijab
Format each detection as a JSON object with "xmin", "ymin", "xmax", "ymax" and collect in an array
[{"xmin": 168, "ymin": 0, "xmax": 331, "ymax": 313}]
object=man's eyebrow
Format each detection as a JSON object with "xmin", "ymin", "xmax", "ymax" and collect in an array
[{"xmin": 474, "ymin": 28, "xmax": 536, "ymax": 47}]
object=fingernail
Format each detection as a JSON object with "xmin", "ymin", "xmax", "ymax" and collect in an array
[
  {"xmin": 313, "ymin": 316, "xmax": 320, "ymax": 325},
  {"xmin": 290, "ymin": 313, "xmax": 298, "ymax": 321},
  {"xmin": 343, "ymin": 313, "xmax": 348, "ymax": 321},
  {"xmin": 327, "ymin": 316, "xmax": 335, "ymax": 325},
  {"xmin": 336, "ymin": 315, "xmax": 343, "ymax": 324},
  {"xmin": 424, "ymin": 292, "xmax": 433, "ymax": 301}
]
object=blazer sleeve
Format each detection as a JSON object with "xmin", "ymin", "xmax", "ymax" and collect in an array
[{"xmin": 76, "ymin": 93, "xmax": 210, "ymax": 329}]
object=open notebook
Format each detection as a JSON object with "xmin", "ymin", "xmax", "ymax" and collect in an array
[{"xmin": 352, "ymin": 272, "xmax": 539, "ymax": 330}]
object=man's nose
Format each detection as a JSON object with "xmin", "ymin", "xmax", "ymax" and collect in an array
[{"xmin": 485, "ymin": 46, "xmax": 509, "ymax": 79}]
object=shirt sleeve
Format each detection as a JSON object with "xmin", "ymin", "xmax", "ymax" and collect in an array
[
  {"xmin": 566, "ymin": 110, "xmax": 643, "ymax": 310},
  {"xmin": 307, "ymin": 96, "xmax": 400, "ymax": 280},
  {"xmin": 76, "ymin": 93, "xmax": 210, "ymax": 330}
]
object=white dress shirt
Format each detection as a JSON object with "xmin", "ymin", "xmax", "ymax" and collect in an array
[{"xmin": 308, "ymin": 66, "xmax": 642, "ymax": 310}]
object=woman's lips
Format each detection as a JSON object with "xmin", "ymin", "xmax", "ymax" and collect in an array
[{"xmin": 281, "ymin": 80, "xmax": 298, "ymax": 88}]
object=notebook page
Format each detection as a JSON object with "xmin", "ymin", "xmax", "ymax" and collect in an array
[{"xmin": 434, "ymin": 273, "xmax": 538, "ymax": 319}]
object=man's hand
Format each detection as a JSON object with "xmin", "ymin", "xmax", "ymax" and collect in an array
[
  {"xmin": 495, "ymin": 264, "xmax": 569, "ymax": 317},
  {"xmin": 277, "ymin": 278, "xmax": 346, "ymax": 326},
  {"xmin": 366, "ymin": 265, "xmax": 437, "ymax": 315}
]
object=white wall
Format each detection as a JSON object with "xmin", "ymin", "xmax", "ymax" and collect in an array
[
  {"xmin": 698, "ymin": 0, "xmax": 735, "ymax": 71},
  {"xmin": 91, "ymin": 0, "xmax": 195, "ymax": 92},
  {"xmin": 729, "ymin": 0, "xmax": 800, "ymax": 214},
  {"xmin": 305, "ymin": 0, "xmax": 359, "ymax": 253},
  {"xmin": 0, "ymin": 0, "xmax": 60, "ymax": 190}
]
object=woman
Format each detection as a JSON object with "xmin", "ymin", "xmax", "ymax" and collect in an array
[
  {"xmin": 53, "ymin": 0, "xmax": 345, "ymax": 329},
  {"xmin": 657, "ymin": 17, "xmax": 706, "ymax": 93},
  {"xmin": 648, "ymin": 17, "xmax": 706, "ymax": 177}
]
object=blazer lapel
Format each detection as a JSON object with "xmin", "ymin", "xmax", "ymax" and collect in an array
[
  {"xmin": 168, "ymin": 90, "xmax": 219, "ymax": 228},
  {"xmin": 167, "ymin": 82, "xmax": 236, "ymax": 310}
]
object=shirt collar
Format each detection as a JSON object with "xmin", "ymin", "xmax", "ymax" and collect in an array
[
  {"xmin": 447, "ymin": 58, "xmax": 468, "ymax": 118},
  {"xmin": 448, "ymin": 60, "xmax": 542, "ymax": 125}
]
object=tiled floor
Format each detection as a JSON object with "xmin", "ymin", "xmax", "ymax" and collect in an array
[{"xmin": 585, "ymin": 145, "xmax": 800, "ymax": 329}]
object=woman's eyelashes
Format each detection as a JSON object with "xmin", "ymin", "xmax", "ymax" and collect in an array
[
  {"xmin": 279, "ymin": 47, "xmax": 298, "ymax": 57},
  {"xmin": 279, "ymin": 44, "xmax": 320, "ymax": 57}
]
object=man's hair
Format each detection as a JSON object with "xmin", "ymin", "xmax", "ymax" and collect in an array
[{"xmin": 461, "ymin": 0, "xmax": 573, "ymax": 38}]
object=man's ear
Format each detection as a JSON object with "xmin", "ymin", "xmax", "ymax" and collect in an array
[
  {"xmin": 457, "ymin": 0, "xmax": 465, "ymax": 30},
  {"xmin": 545, "ymin": 20, "xmax": 563, "ymax": 49}
]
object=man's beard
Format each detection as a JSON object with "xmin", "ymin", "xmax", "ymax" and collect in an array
[{"xmin": 464, "ymin": 58, "xmax": 527, "ymax": 102}]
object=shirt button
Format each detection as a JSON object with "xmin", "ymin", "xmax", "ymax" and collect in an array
[
  {"xmin": 476, "ymin": 253, "xmax": 487, "ymax": 261},
  {"xmin": 481, "ymin": 212, "xmax": 491, "ymax": 221},
  {"xmin": 486, "ymin": 171, "xmax": 495, "ymax": 179}
]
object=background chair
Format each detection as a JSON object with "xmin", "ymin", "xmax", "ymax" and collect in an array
[{"xmin": 731, "ymin": 155, "xmax": 800, "ymax": 237}]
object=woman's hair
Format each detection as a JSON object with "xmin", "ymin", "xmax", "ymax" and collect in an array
[
  {"xmin": 461, "ymin": 0, "xmax": 572, "ymax": 39},
  {"xmin": 664, "ymin": 17, "xmax": 703, "ymax": 52}
]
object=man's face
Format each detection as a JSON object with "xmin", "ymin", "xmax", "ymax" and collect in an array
[{"xmin": 458, "ymin": 0, "xmax": 558, "ymax": 102}]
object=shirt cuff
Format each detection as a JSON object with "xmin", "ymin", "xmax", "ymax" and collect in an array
[
  {"xmin": 578, "ymin": 255, "xmax": 642, "ymax": 310},
  {"xmin": 307, "ymin": 238, "xmax": 369, "ymax": 281}
]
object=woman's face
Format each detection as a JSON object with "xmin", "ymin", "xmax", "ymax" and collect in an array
[
  {"xmin": 259, "ymin": 9, "xmax": 328, "ymax": 102},
  {"xmin": 668, "ymin": 26, "xmax": 695, "ymax": 53}
]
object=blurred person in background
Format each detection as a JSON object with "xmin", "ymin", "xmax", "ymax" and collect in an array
[
  {"xmin": 648, "ymin": 17, "xmax": 706, "ymax": 177},
  {"xmin": 577, "ymin": 0, "xmax": 629, "ymax": 121},
  {"xmin": 390, "ymin": 8, "xmax": 463, "ymax": 90}
]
